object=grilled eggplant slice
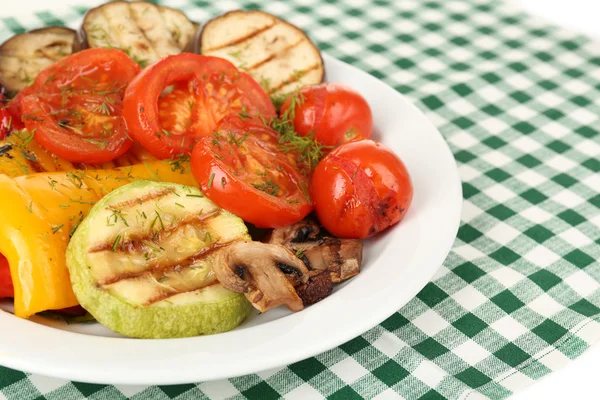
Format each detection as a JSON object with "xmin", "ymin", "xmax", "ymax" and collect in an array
[
  {"xmin": 197, "ymin": 10, "xmax": 324, "ymax": 99},
  {"xmin": 0, "ymin": 27, "xmax": 75, "ymax": 94},
  {"xmin": 66, "ymin": 181, "xmax": 252, "ymax": 338},
  {"xmin": 76, "ymin": 1, "xmax": 198, "ymax": 67}
]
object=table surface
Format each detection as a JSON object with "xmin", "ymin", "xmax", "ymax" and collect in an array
[{"xmin": 1, "ymin": 0, "xmax": 598, "ymax": 399}]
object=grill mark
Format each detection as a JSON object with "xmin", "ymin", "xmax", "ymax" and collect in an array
[
  {"xmin": 246, "ymin": 40, "xmax": 303, "ymax": 71},
  {"xmin": 25, "ymin": 157, "xmax": 45, "ymax": 173},
  {"xmin": 268, "ymin": 64, "xmax": 321, "ymax": 94},
  {"xmin": 89, "ymin": 209, "xmax": 222, "ymax": 254},
  {"xmin": 204, "ymin": 23, "xmax": 277, "ymax": 52},
  {"xmin": 99, "ymin": 240, "xmax": 234, "ymax": 285},
  {"xmin": 107, "ymin": 188, "xmax": 172, "ymax": 211},
  {"xmin": 97, "ymin": 6, "xmax": 119, "ymax": 48},
  {"xmin": 127, "ymin": 3, "xmax": 160, "ymax": 60},
  {"xmin": 154, "ymin": 4, "xmax": 181, "ymax": 51},
  {"xmin": 143, "ymin": 279, "xmax": 220, "ymax": 306}
]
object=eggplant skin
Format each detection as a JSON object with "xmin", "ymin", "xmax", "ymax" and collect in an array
[
  {"xmin": 0, "ymin": 26, "xmax": 75, "ymax": 94},
  {"xmin": 197, "ymin": 10, "xmax": 325, "ymax": 99},
  {"xmin": 76, "ymin": 1, "xmax": 198, "ymax": 67}
]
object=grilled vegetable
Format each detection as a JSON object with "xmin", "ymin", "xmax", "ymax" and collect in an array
[
  {"xmin": 66, "ymin": 181, "xmax": 252, "ymax": 338},
  {"xmin": 0, "ymin": 255, "xmax": 12, "ymax": 298},
  {"xmin": 0, "ymin": 131, "xmax": 155, "ymax": 179},
  {"xmin": 0, "ymin": 160, "xmax": 197, "ymax": 318},
  {"xmin": 213, "ymin": 241, "xmax": 309, "ymax": 312},
  {"xmin": 76, "ymin": 1, "xmax": 198, "ymax": 67},
  {"xmin": 267, "ymin": 220, "xmax": 363, "ymax": 283},
  {"xmin": 0, "ymin": 27, "xmax": 76, "ymax": 94},
  {"xmin": 197, "ymin": 10, "xmax": 324, "ymax": 99}
]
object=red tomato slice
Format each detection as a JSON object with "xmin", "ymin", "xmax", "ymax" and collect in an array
[
  {"xmin": 0, "ymin": 105, "xmax": 11, "ymax": 139},
  {"xmin": 4, "ymin": 87, "xmax": 31, "ymax": 133},
  {"xmin": 191, "ymin": 116, "xmax": 312, "ymax": 228},
  {"xmin": 123, "ymin": 53, "xmax": 276, "ymax": 159},
  {"xmin": 0, "ymin": 254, "xmax": 13, "ymax": 298},
  {"xmin": 20, "ymin": 48, "xmax": 140, "ymax": 163}
]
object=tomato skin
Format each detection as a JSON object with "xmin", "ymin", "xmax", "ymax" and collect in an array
[
  {"xmin": 123, "ymin": 53, "xmax": 275, "ymax": 159},
  {"xmin": 281, "ymin": 83, "xmax": 373, "ymax": 147},
  {"xmin": 5, "ymin": 87, "xmax": 31, "ymax": 132},
  {"xmin": 21, "ymin": 48, "xmax": 140, "ymax": 163},
  {"xmin": 0, "ymin": 254, "xmax": 13, "ymax": 298},
  {"xmin": 191, "ymin": 116, "xmax": 312, "ymax": 228},
  {"xmin": 311, "ymin": 139, "xmax": 412, "ymax": 238},
  {"xmin": 0, "ymin": 104, "xmax": 11, "ymax": 139}
]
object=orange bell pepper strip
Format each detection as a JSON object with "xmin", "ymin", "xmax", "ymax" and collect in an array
[{"xmin": 0, "ymin": 159, "xmax": 197, "ymax": 318}]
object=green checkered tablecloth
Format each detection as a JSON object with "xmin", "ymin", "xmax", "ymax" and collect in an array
[{"xmin": 1, "ymin": 0, "xmax": 599, "ymax": 398}]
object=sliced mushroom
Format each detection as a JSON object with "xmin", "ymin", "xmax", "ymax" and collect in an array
[
  {"xmin": 213, "ymin": 241, "xmax": 309, "ymax": 312},
  {"xmin": 267, "ymin": 220, "xmax": 363, "ymax": 283}
]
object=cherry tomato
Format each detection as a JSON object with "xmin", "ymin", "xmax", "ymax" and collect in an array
[
  {"xmin": 20, "ymin": 48, "xmax": 140, "ymax": 163},
  {"xmin": 311, "ymin": 139, "xmax": 412, "ymax": 238},
  {"xmin": 191, "ymin": 115, "xmax": 312, "ymax": 228},
  {"xmin": 0, "ymin": 254, "xmax": 13, "ymax": 298},
  {"xmin": 280, "ymin": 83, "xmax": 373, "ymax": 148},
  {"xmin": 123, "ymin": 53, "xmax": 276, "ymax": 159}
]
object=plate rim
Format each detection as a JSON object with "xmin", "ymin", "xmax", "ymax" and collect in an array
[{"xmin": 0, "ymin": 53, "xmax": 462, "ymax": 385}]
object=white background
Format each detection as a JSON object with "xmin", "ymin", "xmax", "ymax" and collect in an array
[{"xmin": 1, "ymin": 0, "xmax": 599, "ymax": 398}]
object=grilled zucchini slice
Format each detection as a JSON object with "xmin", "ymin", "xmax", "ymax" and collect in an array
[
  {"xmin": 0, "ymin": 27, "xmax": 75, "ymax": 94},
  {"xmin": 197, "ymin": 10, "xmax": 324, "ymax": 99},
  {"xmin": 76, "ymin": 1, "xmax": 198, "ymax": 67},
  {"xmin": 66, "ymin": 181, "xmax": 252, "ymax": 338}
]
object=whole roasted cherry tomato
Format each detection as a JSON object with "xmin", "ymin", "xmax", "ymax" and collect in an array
[
  {"xmin": 191, "ymin": 115, "xmax": 312, "ymax": 228},
  {"xmin": 20, "ymin": 48, "xmax": 140, "ymax": 163},
  {"xmin": 311, "ymin": 139, "xmax": 412, "ymax": 238},
  {"xmin": 123, "ymin": 53, "xmax": 276, "ymax": 159},
  {"xmin": 280, "ymin": 83, "xmax": 373, "ymax": 147}
]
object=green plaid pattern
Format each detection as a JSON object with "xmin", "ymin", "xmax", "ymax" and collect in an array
[{"xmin": 1, "ymin": 0, "xmax": 599, "ymax": 399}]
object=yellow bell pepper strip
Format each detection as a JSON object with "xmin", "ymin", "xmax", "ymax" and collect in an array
[
  {"xmin": 0, "ymin": 131, "xmax": 155, "ymax": 178},
  {"xmin": 0, "ymin": 159, "xmax": 197, "ymax": 318}
]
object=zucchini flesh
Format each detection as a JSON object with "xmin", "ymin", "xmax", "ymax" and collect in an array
[{"xmin": 66, "ymin": 181, "xmax": 252, "ymax": 338}]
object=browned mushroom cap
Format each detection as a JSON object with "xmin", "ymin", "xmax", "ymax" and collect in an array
[
  {"xmin": 213, "ymin": 241, "xmax": 310, "ymax": 312},
  {"xmin": 268, "ymin": 220, "xmax": 363, "ymax": 283}
]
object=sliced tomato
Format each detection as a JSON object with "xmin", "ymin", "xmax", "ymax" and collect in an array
[
  {"xmin": 123, "ymin": 53, "xmax": 276, "ymax": 159},
  {"xmin": 191, "ymin": 116, "xmax": 312, "ymax": 228},
  {"xmin": 0, "ymin": 254, "xmax": 13, "ymax": 298},
  {"xmin": 0, "ymin": 102, "xmax": 11, "ymax": 139},
  {"xmin": 20, "ymin": 48, "xmax": 140, "ymax": 163},
  {"xmin": 4, "ymin": 87, "xmax": 31, "ymax": 133}
]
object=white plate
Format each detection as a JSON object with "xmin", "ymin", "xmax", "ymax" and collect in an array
[{"xmin": 0, "ymin": 54, "xmax": 462, "ymax": 385}]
